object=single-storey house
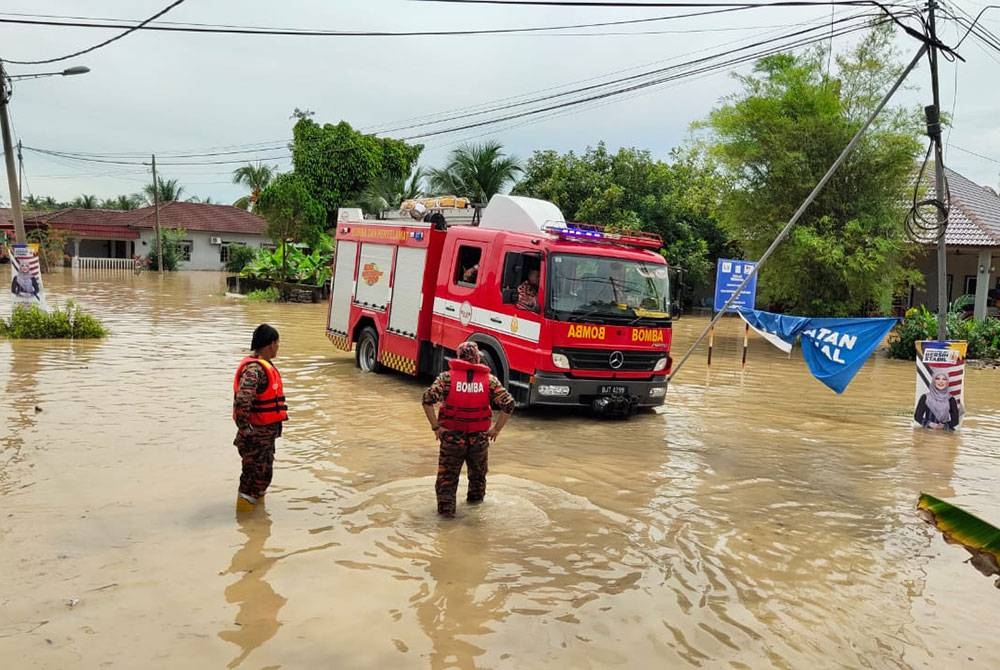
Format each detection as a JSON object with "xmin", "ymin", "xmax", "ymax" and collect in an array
[
  {"xmin": 908, "ymin": 167, "xmax": 1000, "ymax": 320},
  {"xmin": 8, "ymin": 202, "xmax": 272, "ymax": 271}
]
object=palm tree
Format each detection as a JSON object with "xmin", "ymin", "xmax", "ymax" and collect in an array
[
  {"xmin": 101, "ymin": 194, "xmax": 142, "ymax": 210},
  {"xmin": 427, "ymin": 141, "xmax": 522, "ymax": 203},
  {"xmin": 186, "ymin": 195, "xmax": 216, "ymax": 205},
  {"xmin": 42, "ymin": 196, "xmax": 60, "ymax": 209},
  {"xmin": 144, "ymin": 178, "xmax": 185, "ymax": 205},
  {"xmin": 358, "ymin": 166, "xmax": 425, "ymax": 218},
  {"xmin": 232, "ymin": 162, "xmax": 275, "ymax": 211},
  {"xmin": 73, "ymin": 194, "xmax": 98, "ymax": 209}
]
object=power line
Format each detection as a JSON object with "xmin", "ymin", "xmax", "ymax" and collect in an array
[
  {"xmin": 398, "ymin": 14, "xmax": 894, "ymax": 139},
  {"xmin": 414, "ymin": 0, "xmax": 907, "ymax": 7},
  {"xmin": 0, "ymin": 6, "xmax": 831, "ymax": 40},
  {"xmin": 3, "ymin": 0, "xmax": 189, "ymax": 66},
  {"xmin": 950, "ymin": 144, "xmax": 1000, "ymax": 165},
  {"xmin": 378, "ymin": 10, "xmax": 882, "ymax": 136}
]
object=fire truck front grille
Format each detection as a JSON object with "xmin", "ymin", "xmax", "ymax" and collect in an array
[{"xmin": 559, "ymin": 348, "xmax": 663, "ymax": 372}]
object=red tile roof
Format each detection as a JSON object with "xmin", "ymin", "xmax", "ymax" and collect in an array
[
  {"xmin": 128, "ymin": 202, "xmax": 267, "ymax": 235},
  {"xmin": 917, "ymin": 166, "xmax": 1000, "ymax": 247},
  {"xmin": 15, "ymin": 202, "xmax": 268, "ymax": 238}
]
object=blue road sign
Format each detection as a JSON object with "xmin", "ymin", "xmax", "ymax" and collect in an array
[{"xmin": 714, "ymin": 258, "xmax": 758, "ymax": 312}]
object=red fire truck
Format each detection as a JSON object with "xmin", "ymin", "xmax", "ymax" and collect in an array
[{"xmin": 325, "ymin": 195, "xmax": 672, "ymax": 414}]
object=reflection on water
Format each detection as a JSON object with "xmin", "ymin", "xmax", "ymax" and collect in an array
[
  {"xmin": 219, "ymin": 509, "xmax": 286, "ymax": 668},
  {"xmin": 0, "ymin": 270, "xmax": 998, "ymax": 668}
]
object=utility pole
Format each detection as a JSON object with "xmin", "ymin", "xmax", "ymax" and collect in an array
[
  {"xmin": 152, "ymin": 153, "xmax": 163, "ymax": 274},
  {"xmin": 927, "ymin": 0, "xmax": 949, "ymax": 340},
  {"xmin": 0, "ymin": 61, "xmax": 26, "ymax": 244}
]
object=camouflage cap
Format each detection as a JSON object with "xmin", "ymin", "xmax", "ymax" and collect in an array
[{"xmin": 457, "ymin": 341, "xmax": 480, "ymax": 364}]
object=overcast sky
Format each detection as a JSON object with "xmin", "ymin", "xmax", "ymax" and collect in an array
[{"xmin": 1, "ymin": 0, "xmax": 998, "ymax": 206}]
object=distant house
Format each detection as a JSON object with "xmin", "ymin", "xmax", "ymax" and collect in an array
[
  {"xmin": 908, "ymin": 167, "xmax": 1000, "ymax": 320},
  {"xmin": 17, "ymin": 202, "xmax": 271, "ymax": 271}
]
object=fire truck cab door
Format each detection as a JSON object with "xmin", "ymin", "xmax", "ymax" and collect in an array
[{"xmin": 495, "ymin": 249, "xmax": 543, "ymax": 371}]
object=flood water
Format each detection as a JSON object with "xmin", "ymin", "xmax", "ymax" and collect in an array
[{"xmin": 1, "ymin": 270, "xmax": 998, "ymax": 669}]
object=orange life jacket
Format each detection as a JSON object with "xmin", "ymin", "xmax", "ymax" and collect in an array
[
  {"xmin": 438, "ymin": 359, "xmax": 493, "ymax": 433},
  {"xmin": 233, "ymin": 356, "xmax": 288, "ymax": 426}
]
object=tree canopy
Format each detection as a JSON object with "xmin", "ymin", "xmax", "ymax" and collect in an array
[
  {"xmin": 232, "ymin": 162, "xmax": 276, "ymax": 211},
  {"xmin": 701, "ymin": 26, "xmax": 921, "ymax": 315},
  {"xmin": 290, "ymin": 113, "xmax": 423, "ymax": 223},
  {"xmin": 256, "ymin": 172, "xmax": 327, "ymax": 249},
  {"xmin": 513, "ymin": 143, "xmax": 729, "ymax": 293},
  {"xmin": 427, "ymin": 141, "xmax": 522, "ymax": 203}
]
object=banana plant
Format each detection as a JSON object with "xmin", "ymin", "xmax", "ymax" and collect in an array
[{"xmin": 917, "ymin": 493, "xmax": 1000, "ymax": 587}]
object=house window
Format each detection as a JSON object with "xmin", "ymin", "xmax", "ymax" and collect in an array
[
  {"xmin": 454, "ymin": 245, "xmax": 482, "ymax": 286},
  {"xmin": 220, "ymin": 242, "xmax": 234, "ymax": 263},
  {"xmin": 964, "ymin": 275, "xmax": 977, "ymax": 296},
  {"xmin": 179, "ymin": 239, "xmax": 193, "ymax": 262}
]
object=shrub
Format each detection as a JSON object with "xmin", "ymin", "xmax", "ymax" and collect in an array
[
  {"xmin": 0, "ymin": 301, "xmax": 107, "ymax": 339},
  {"xmin": 224, "ymin": 244, "xmax": 257, "ymax": 273},
  {"xmin": 888, "ymin": 305, "xmax": 1000, "ymax": 360},
  {"xmin": 967, "ymin": 318, "xmax": 1000, "ymax": 360},
  {"xmin": 147, "ymin": 228, "xmax": 187, "ymax": 271},
  {"xmin": 245, "ymin": 287, "xmax": 280, "ymax": 303}
]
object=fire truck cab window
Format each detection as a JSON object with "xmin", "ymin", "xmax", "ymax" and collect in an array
[
  {"xmin": 501, "ymin": 252, "xmax": 541, "ymax": 307},
  {"xmin": 455, "ymin": 246, "xmax": 482, "ymax": 286}
]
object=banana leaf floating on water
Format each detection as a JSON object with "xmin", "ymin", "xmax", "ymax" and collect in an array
[{"xmin": 917, "ymin": 493, "xmax": 1000, "ymax": 588}]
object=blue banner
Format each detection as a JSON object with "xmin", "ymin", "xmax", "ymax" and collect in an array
[{"xmin": 739, "ymin": 309, "xmax": 898, "ymax": 394}]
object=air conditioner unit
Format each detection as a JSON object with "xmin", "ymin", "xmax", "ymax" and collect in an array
[{"xmin": 209, "ymin": 236, "xmax": 222, "ymax": 245}]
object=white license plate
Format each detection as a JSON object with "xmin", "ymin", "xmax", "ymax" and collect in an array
[{"xmin": 599, "ymin": 385, "xmax": 627, "ymax": 395}]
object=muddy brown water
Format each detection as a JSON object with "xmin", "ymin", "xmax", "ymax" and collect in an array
[{"xmin": 1, "ymin": 270, "xmax": 998, "ymax": 669}]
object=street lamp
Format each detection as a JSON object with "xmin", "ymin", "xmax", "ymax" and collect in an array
[{"xmin": 1, "ymin": 62, "xmax": 90, "ymax": 245}]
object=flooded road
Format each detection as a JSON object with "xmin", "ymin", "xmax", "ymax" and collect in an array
[{"xmin": 1, "ymin": 270, "xmax": 998, "ymax": 669}]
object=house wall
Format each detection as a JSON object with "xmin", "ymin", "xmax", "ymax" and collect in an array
[
  {"xmin": 910, "ymin": 247, "xmax": 997, "ymax": 310},
  {"xmin": 135, "ymin": 230, "xmax": 270, "ymax": 270}
]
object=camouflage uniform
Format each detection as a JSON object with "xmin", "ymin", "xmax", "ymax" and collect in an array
[
  {"xmin": 423, "ymin": 371, "xmax": 515, "ymax": 516},
  {"xmin": 233, "ymin": 362, "xmax": 283, "ymax": 499}
]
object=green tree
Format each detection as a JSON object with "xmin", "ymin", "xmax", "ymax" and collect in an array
[
  {"xmin": 256, "ymin": 173, "xmax": 326, "ymax": 290},
  {"xmin": 147, "ymin": 228, "xmax": 187, "ymax": 271},
  {"xmin": 428, "ymin": 141, "xmax": 522, "ymax": 203},
  {"xmin": 73, "ymin": 194, "xmax": 98, "ymax": 209},
  {"xmin": 357, "ymin": 166, "xmax": 425, "ymax": 218},
  {"xmin": 290, "ymin": 113, "xmax": 423, "ymax": 222},
  {"xmin": 514, "ymin": 143, "xmax": 730, "ymax": 294},
  {"xmin": 232, "ymin": 162, "xmax": 276, "ymax": 211},
  {"xmin": 700, "ymin": 26, "xmax": 921, "ymax": 315},
  {"xmin": 101, "ymin": 194, "xmax": 142, "ymax": 210},
  {"xmin": 143, "ymin": 178, "xmax": 185, "ymax": 204}
]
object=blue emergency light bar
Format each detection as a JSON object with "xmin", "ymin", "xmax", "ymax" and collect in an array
[{"xmin": 543, "ymin": 223, "xmax": 663, "ymax": 250}]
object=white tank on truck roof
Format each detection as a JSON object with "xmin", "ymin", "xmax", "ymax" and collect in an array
[{"xmin": 479, "ymin": 194, "xmax": 566, "ymax": 235}]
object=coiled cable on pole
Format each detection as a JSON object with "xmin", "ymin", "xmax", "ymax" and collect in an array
[{"xmin": 904, "ymin": 108, "xmax": 950, "ymax": 243}]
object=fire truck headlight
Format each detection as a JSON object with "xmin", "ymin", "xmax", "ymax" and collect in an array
[
  {"xmin": 538, "ymin": 384, "xmax": 571, "ymax": 397},
  {"xmin": 551, "ymin": 353, "xmax": 570, "ymax": 369},
  {"xmin": 653, "ymin": 357, "xmax": 668, "ymax": 372},
  {"xmin": 649, "ymin": 387, "xmax": 666, "ymax": 398}
]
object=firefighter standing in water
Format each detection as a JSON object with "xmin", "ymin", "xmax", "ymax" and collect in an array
[
  {"xmin": 233, "ymin": 324, "xmax": 288, "ymax": 512},
  {"xmin": 423, "ymin": 341, "xmax": 515, "ymax": 517}
]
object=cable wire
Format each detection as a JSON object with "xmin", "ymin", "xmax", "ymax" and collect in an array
[{"xmin": 3, "ymin": 0, "xmax": 189, "ymax": 65}]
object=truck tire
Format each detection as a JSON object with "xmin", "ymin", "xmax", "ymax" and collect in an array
[
  {"xmin": 356, "ymin": 327, "xmax": 383, "ymax": 373},
  {"xmin": 479, "ymin": 349, "xmax": 503, "ymax": 385}
]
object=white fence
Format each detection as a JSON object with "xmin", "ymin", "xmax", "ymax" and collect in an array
[{"xmin": 72, "ymin": 257, "xmax": 136, "ymax": 271}]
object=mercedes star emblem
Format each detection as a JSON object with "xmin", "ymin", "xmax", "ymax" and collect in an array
[{"xmin": 609, "ymin": 351, "xmax": 625, "ymax": 369}]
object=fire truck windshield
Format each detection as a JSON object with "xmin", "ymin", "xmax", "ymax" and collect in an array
[{"xmin": 546, "ymin": 253, "xmax": 670, "ymax": 325}]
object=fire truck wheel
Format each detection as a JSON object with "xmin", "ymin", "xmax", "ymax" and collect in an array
[
  {"xmin": 478, "ymin": 348, "xmax": 502, "ymax": 385},
  {"xmin": 356, "ymin": 327, "xmax": 383, "ymax": 373}
]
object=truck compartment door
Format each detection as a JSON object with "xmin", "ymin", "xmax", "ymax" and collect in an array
[
  {"xmin": 355, "ymin": 243, "xmax": 394, "ymax": 311},
  {"xmin": 388, "ymin": 246, "xmax": 426, "ymax": 338},
  {"xmin": 329, "ymin": 240, "xmax": 357, "ymax": 335}
]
